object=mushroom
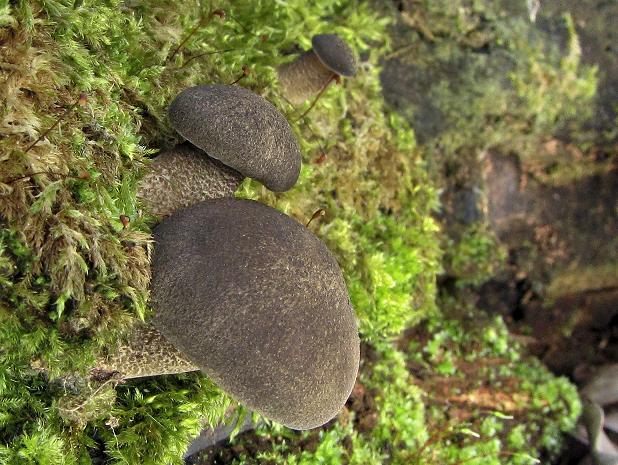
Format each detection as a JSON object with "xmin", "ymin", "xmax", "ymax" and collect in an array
[
  {"xmin": 138, "ymin": 84, "xmax": 302, "ymax": 217},
  {"xmin": 278, "ymin": 34, "xmax": 357, "ymax": 105},
  {"xmin": 134, "ymin": 198, "xmax": 359, "ymax": 430}
]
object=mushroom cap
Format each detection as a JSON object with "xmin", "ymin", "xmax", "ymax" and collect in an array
[
  {"xmin": 312, "ymin": 34, "xmax": 357, "ymax": 77},
  {"xmin": 151, "ymin": 198, "xmax": 360, "ymax": 430},
  {"xmin": 168, "ymin": 85, "xmax": 301, "ymax": 192}
]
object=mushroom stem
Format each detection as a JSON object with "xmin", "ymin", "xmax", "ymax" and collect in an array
[
  {"xmin": 138, "ymin": 142, "xmax": 244, "ymax": 218},
  {"xmin": 96, "ymin": 322, "xmax": 198, "ymax": 379},
  {"xmin": 277, "ymin": 51, "xmax": 337, "ymax": 105}
]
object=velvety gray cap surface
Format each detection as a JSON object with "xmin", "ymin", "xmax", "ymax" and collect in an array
[
  {"xmin": 151, "ymin": 198, "xmax": 360, "ymax": 430},
  {"xmin": 168, "ymin": 85, "xmax": 301, "ymax": 192},
  {"xmin": 312, "ymin": 34, "xmax": 357, "ymax": 77}
]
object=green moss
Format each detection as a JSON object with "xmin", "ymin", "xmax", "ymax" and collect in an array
[
  {"xmin": 320, "ymin": 211, "xmax": 441, "ymax": 340},
  {"xmin": 1, "ymin": 0, "xmax": 441, "ymax": 461},
  {"xmin": 0, "ymin": 363, "xmax": 231, "ymax": 465},
  {"xmin": 90, "ymin": 375, "xmax": 231, "ymax": 465},
  {"xmin": 444, "ymin": 223, "xmax": 507, "ymax": 287},
  {"xmin": 546, "ymin": 262, "xmax": 618, "ymax": 299},
  {"xmin": 408, "ymin": 311, "xmax": 581, "ymax": 464},
  {"xmin": 234, "ymin": 316, "xmax": 579, "ymax": 465}
]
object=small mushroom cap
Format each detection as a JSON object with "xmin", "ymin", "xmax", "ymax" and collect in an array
[
  {"xmin": 168, "ymin": 85, "xmax": 301, "ymax": 192},
  {"xmin": 151, "ymin": 198, "xmax": 360, "ymax": 430},
  {"xmin": 312, "ymin": 34, "xmax": 357, "ymax": 77}
]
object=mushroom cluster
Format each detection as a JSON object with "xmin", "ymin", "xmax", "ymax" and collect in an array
[{"xmin": 113, "ymin": 47, "xmax": 361, "ymax": 430}]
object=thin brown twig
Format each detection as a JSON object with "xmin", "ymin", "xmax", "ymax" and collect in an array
[
  {"xmin": 450, "ymin": 450, "xmax": 536, "ymax": 465},
  {"xmin": 306, "ymin": 209, "xmax": 325, "ymax": 227},
  {"xmin": 23, "ymin": 93, "xmax": 87, "ymax": 154},
  {"xmin": 168, "ymin": 9, "xmax": 226, "ymax": 61},
  {"xmin": 177, "ymin": 48, "xmax": 243, "ymax": 69},
  {"xmin": 301, "ymin": 119, "xmax": 328, "ymax": 163},
  {"xmin": 227, "ymin": 12, "xmax": 250, "ymax": 34},
  {"xmin": 2, "ymin": 170, "xmax": 90, "ymax": 185},
  {"xmin": 295, "ymin": 74, "xmax": 337, "ymax": 122},
  {"xmin": 410, "ymin": 419, "xmax": 457, "ymax": 463},
  {"xmin": 229, "ymin": 65, "xmax": 250, "ymax": 85},
  {"xmin": 384, "ymin": 43, "xmax": 416, "ymax": 60}
]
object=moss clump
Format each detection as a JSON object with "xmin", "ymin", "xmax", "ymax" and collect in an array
[
  {"xmin": 546, "ymin": 262, "xmax": 618, "ymax": 299},
  {"xmin": 1, "ymin": 0, "xmax": 155, "ymax": 381},
  {"xmin": 443, "ymin": 223, "xmax": 507, "ymax": 287},
  {"xmin": 0, "ymin": 366, "xmax": 231, "ymax": 465},
  {"xmin": 1, "ymin": 0, "xmax": 440, "ymax": 461}
]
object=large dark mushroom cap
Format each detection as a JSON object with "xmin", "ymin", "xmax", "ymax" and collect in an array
[
  {"xmin": 312, "ymin": 34, "xmax": 357, "ymax": 77},
  {"xmin": 168, "ymin": 85, "xmax": 301, "ymax": 192},
  {"xmin": 150, "ymin": 198, "xmax": 360, "ymax": 430}
]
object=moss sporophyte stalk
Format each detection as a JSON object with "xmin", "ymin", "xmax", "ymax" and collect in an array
[{"xmin": 0, "ymin": 0, "xmax": 584, "ymax": 463}]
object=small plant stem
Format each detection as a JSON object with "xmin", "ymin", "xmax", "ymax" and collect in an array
[
  {"xmin": 177, "ymin": 47, "xmax": 243, "ymax": 69},
  {"xmin": 227, "ymin": 12, "xmax": 250, "ymax": 34},
  {"xmin": 451, "ymin": 450, "xmax": 531, "ymax": 465},
  {"xmin": 301, "ymin": 119, "xmax": 328, "ymax": 163},
  {"xmin": 23, "ymin": 93, "xmax": 87, "ymax": 154},
  {"xmin": 295, "ymin": 73, "xmax": 337, "ymax": 122},
  {"xmin": 411, "ymin": 419, "xmax": 457, "ymax": 463},
  {"xmin": 229, "ymin": 65, "xmax": 250, "ymax": 85},
  {"xmin": 168, "ymin": 9, "xmax": 226, "ymax": 62},
  {"xmin": 3, "ymin": 170, "xmax": 90, "ymax": 185},
  {"xmin": 306, "ymin": 209, "xmax": 325, "ymax": 227},
  {"xmin": 384, "ymin": 43, "xmax": 416, "ymax": 60}
]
